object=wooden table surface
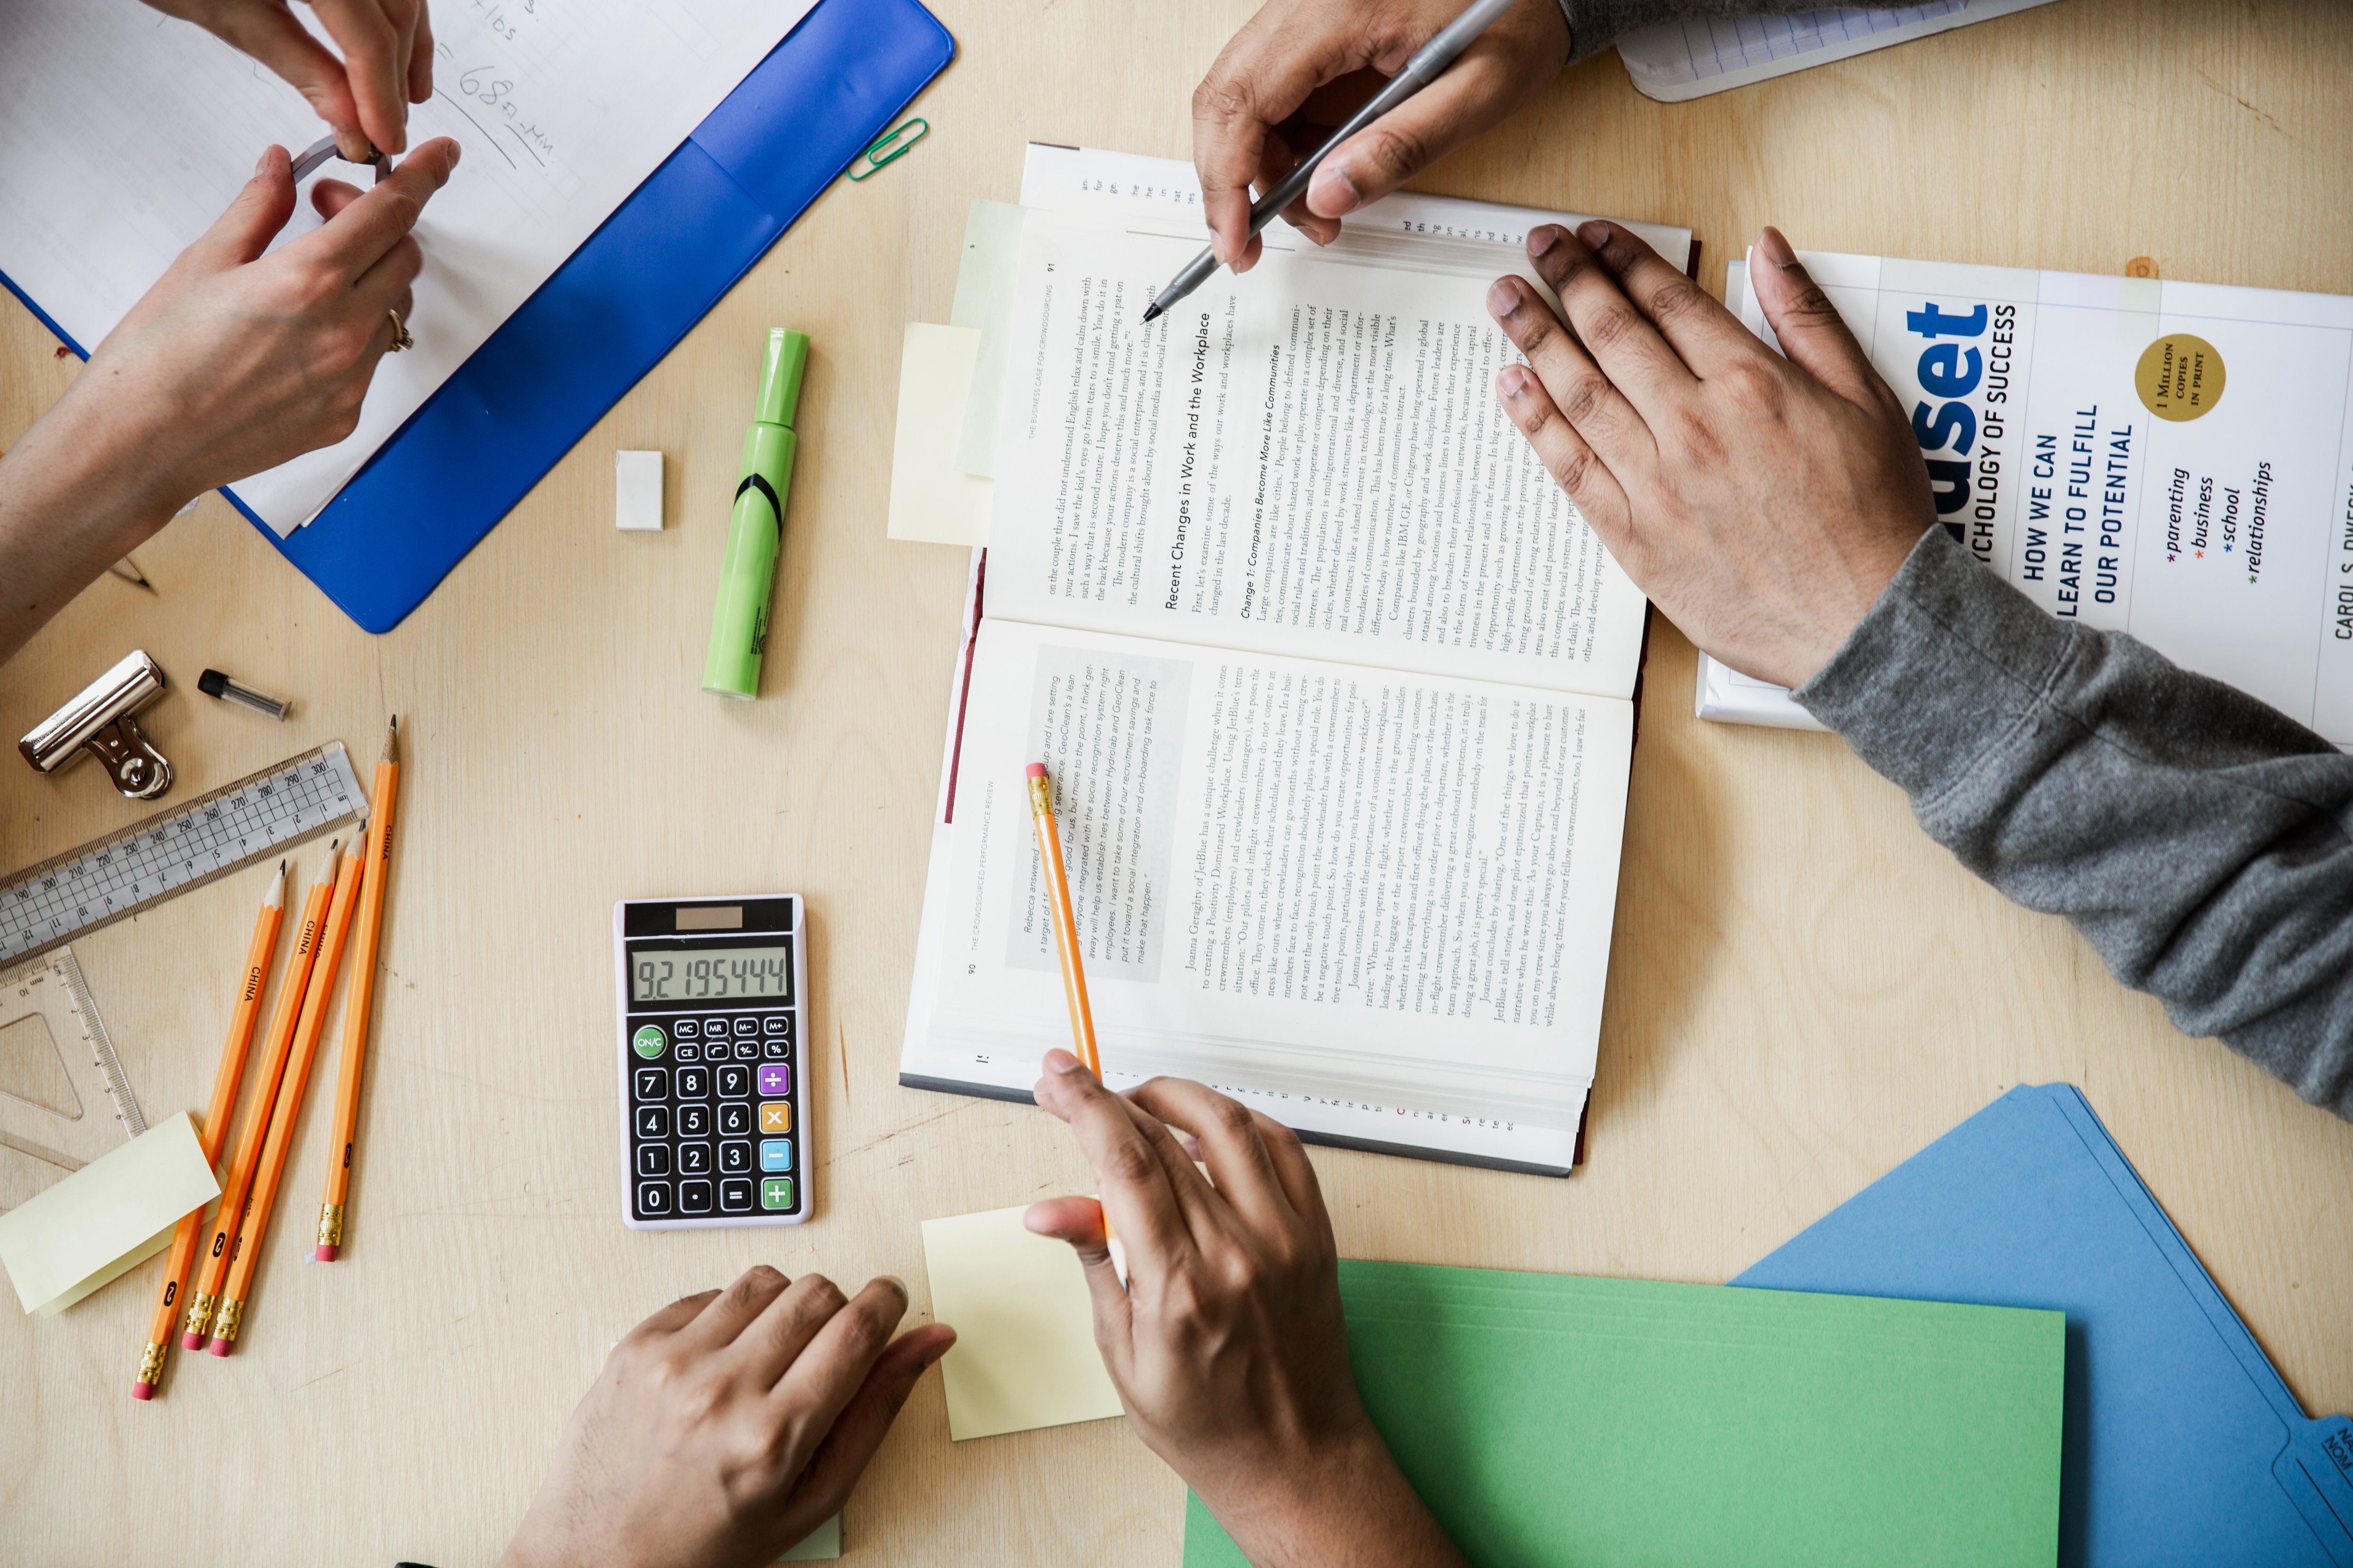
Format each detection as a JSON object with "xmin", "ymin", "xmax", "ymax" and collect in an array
[{"xmin": 5, "ymin": 1, "xmax": 2349, "ymax": 1561}]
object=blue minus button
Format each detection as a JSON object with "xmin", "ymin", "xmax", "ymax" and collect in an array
[{"xmin": 759, "ymin": 1138, "xmax": 793, "ymax": 1172}]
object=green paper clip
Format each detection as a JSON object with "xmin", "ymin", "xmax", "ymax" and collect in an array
[{"xmin": 847, "ymin": 118, "xmax": 927, "ymax": 181}]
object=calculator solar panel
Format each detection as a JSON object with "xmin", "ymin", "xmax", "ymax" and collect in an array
[{"xmin": 614, "ymin": 897, "xmax": 808, "ymax": 1227}]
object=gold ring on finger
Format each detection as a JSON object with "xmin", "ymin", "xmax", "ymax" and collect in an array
[{"xmin": 387, "ymin": 308, "xmax": 414, "ymax": 353}]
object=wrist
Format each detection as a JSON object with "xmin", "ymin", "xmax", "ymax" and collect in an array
[
  {"xmin": 2, "ymin": 385, "xmax": 187, "ymax": 552},
  {"xmin": 1204, "ymin": 1416, "xmax": 1463, "ymax": 1568}
]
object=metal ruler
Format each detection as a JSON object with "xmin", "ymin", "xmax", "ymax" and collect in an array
[{"xmin": 0, "ymin": 742, "xmax": 366, "ymax": 965}]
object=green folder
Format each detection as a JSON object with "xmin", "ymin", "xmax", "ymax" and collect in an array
[{"xmin": 1184, "ymin": 1261, "xmax": 2063, "ymax": 1567}]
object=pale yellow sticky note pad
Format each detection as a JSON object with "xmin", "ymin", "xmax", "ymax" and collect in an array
[
  {"xmin": 0, "ymin": 1111, "xmax": 218, "ymax": 1314},
  {"xmin": 886, "ymin": 322, "xmax": 993, "ymax": 546},
  {"xmin": 921, "ymin": 1204, "xmax": 1123, "ymax": 1440}
]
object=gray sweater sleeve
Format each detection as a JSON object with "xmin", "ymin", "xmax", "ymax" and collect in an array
[
  {"xmin": 1794, "ymin": 527, "xmax": 2353, "ymax": 1121},
  {"xmin": 1556, "ymin": 0, "xmax": 1830, "ymax": 64}
]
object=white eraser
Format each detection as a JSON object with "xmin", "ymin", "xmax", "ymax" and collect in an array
[{"xmin": 616, "ymin": 450, "xmax": 663, "ymax": 531}]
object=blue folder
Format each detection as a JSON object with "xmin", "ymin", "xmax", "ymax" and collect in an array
[
  {"xmin": 1736, "ymin": 1084, "xmax": 2353, "ymax": 1567},
  {"xmin": 241, "ymin": 0, "xmax": 951, "ymax": 630}
]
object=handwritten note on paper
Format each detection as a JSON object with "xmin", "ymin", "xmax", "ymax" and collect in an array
[
  {"xmin": 0, "ymin": 1111, "xmax": 217, "ymax": 1315},
  {"xmin": 0, "ymin": 0, "xmax": 819, "ymax": 534},
  {"xmin": 921, "ymin": 1204, "xmax": 1124, "ymax": 1439}
]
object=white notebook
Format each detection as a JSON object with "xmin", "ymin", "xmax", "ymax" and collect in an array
[
  {"xmin": 898, "ymin": 147, "xmax": 1695, "ymax": 1175},
  {"xmin": 1615, "ymin": 0, "xmax": 2059, "ymax": 102},
  {"xmin": 0, "ymin": 0, "xmax": 813, "ymax": 535},
  {"xmin": 1697, "ymin": 253, "xmax": 2353, "ymax": 750}
]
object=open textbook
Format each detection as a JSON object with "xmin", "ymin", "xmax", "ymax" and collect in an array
[
  {"xmin": 0, "ymin": 0, "xmax": 815, "ymax": 535},
  {"xmin": 1614, "ymin": 1, "xmax": 2059, "ymax": 102},
  {"xmin": 1697, "ymin": 253, "xmax": 2353, "ymax": 749},
  {"xmin": 900, "ymin": 148, "xmax": 1695, "ymax": 1175}
]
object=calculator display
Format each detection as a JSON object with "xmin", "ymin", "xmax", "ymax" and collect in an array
[{"xmin": 632, "ymin": 947, "xmax": 793, "ymax": 1002}]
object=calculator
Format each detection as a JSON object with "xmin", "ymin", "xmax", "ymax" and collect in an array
[{"xmin": 614, "ymin": 897, "xmax": 809, "ymax": 1228}]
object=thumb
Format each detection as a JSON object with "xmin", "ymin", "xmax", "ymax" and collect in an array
[
  {"xmin": 1305, "ymin": 51, "xmax": 1522, "ymax": 220},
  {"xmin": 1750, "ymin": 227, "xmax": 1881, "ymax": 407},
  {"xmin": 1025, "ymin": 1196, "xmax": 1134, "ymax": 1354},
  {"xmin": 179, "ymin": 147, "xmax": 299, "ymax": 273}
]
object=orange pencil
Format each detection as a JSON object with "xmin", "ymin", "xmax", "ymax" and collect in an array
[
  {"xmin": 208, "ymin": 840, "xmax": 363, "ymax": 1353},
  {"xmin": 1027, "ymin": 763, "xmax": 1117, "ymax": 1268},
  {"xmin": 181, "ymin": 845, "xmax": 338, "ymax": 1349},
  {"xmin": 317, "ymin": 717, "xmax": 399, "ymax": 1261},
  {"xmin": 132, "ymin": 862, "xmax": 285, "ymax": 1399},
  {"xmin": 1026, "ymin": 763, "xmax": 1099, "ymax": 1075}
]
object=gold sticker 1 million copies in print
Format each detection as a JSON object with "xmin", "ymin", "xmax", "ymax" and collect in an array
[{"xmin": 2136, "ymin": 332, "xmax": 2226, "ymax": 422}]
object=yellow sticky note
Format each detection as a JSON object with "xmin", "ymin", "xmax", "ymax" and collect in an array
[
  {"xmin": 778, "ymin": 1514, "xmax": 840, "ymax": 1560},
  {"xmin": 921, "ymin": 1203, "xmax": 1124, "ymax": 1440},
  {"xmin": 886, "ymin": 323, "xmax": 993, "ymax": 546},
  {"xmin": 0, "ymin": 1111, "xmax": 218, "ymax": 1314}
]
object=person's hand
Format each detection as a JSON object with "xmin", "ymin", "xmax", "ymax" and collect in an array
[
  {"xmin": 1485, "ymin": 223, "xmax": 1935, "ymax": 687},
  {"xmin": 1195, "ymin": 0, "xmax": 1569, "ymax": 272},
  {"xmin": 0, "ymin": 137, "xmax": 458, "ymax": 661},
  {"xmin": 1026, "ymin": 1053, "xmax": 1468, "ymax": 1568},
  {"xmin": 57, "ymin": 137, "xmax": 458, "ymax": 509},
  {"xmin": 144, "ymin": 0, "xmax": 435, "ymax": 159},
  {"xmin": 499, "ymin": 1267, "xmax": 955, "ymax": 1568}
]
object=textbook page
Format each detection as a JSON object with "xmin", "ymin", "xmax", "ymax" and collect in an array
[
  {"xmin": 984, "ymin": 208, "xmax": 1652, "ymax": 701},
  {"xmin": 1697, "ymin": 255, "xmax": 2353, "ymax": 748},
  {"xmin": 902, "ymin": 618, "xmax": 1633, "ymax": 1169},
  {"xmin": 0, "ymin": 0, "xmax": 815, "ymax": 535},
  {"xmin": 1614, "ymin": 1, "xmax": 2058, "ymax": 104}
]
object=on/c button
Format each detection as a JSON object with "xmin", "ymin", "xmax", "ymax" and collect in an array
[{"xmin": 759, "ymin": 1101, "xmax": 791, "ymax": 1134}]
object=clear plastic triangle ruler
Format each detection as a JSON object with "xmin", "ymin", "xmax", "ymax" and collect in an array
[{"xmin": 0, "ymin": 946, "xmax": 142, "ymax": 1176}]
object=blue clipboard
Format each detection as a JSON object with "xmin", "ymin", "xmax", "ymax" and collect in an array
[
  {"xmin": 240, "ymin": 0, "xmax": 954, "ymax": 631},
  {"xmin": 1735, "ymin": 1083, "xmax": 2353, "ymax": 1568}
]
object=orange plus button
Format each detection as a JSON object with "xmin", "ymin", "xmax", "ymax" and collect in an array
[{"xmin": 759, "ymin": 1101, "xmax": 792, "ymax": 1134}]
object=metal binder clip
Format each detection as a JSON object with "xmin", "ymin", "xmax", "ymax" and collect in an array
[
  {"xmin": 846, "ymin": 118, "xmax": 927, "ymax": 181},
  {"xmin": 19, "ymin": 651, "xmax": 175, "ymax": 800}
]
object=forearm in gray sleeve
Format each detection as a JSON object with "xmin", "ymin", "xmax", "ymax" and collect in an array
[
  {"xmin": 1556, "ymin": 0, "xmax": 1832, "ymax": 64},
  {"xmin": 1794, "ymin": 527, "xmax": 2353, "ymax": 1120}
]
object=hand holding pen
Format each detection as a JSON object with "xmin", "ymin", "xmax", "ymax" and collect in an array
[{"xmin": 1158, "ymin": 0, "xmax": 1570, "ymax": 314}]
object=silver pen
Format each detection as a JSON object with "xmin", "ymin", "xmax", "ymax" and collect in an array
[{"xmin": 1142, "ymin": 0, "xmax": 1520, "ymax": 324}]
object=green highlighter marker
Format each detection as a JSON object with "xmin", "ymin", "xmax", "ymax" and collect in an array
[{"xmin": 703, "ymin": 328, "xmax": 810, "ymax": 699}]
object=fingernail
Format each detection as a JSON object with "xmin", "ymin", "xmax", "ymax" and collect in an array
[
  {"xmin": 1758, "ymin": 226, "xmax": 1795, "ymax": 267},
  {"xmin": 1528, "ymin": 225, "xmax": 1558, "ymax": 258},
  {"xmin": 879, "ymin": 1274, "xmax": 908, "ymax": 1300},
  {"xmin": 1313, "ymin": 165, "xmax": 1361, "ymax": 218},
  {"xmin": 1578, "ymin": 220, "xmax": 1611, "ymax": 249},
  {"xmin": 1499, "ymin": 365, "xmax": 1532, "ymax": 401},
  {"xmin": 448, "ymin": 140, "xmax": 462, "ymax": 169},
  {"xmin": 254, "ymin": 149, "xmax": 270, "ymax": 178},
  {"xmin": 1486, "ymin": 277, "xmax": 1523, "ymax": 319},
  {"xmin": 1044, "ymin": 1048, "xmax": 1082, "ymax": 1074}
]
